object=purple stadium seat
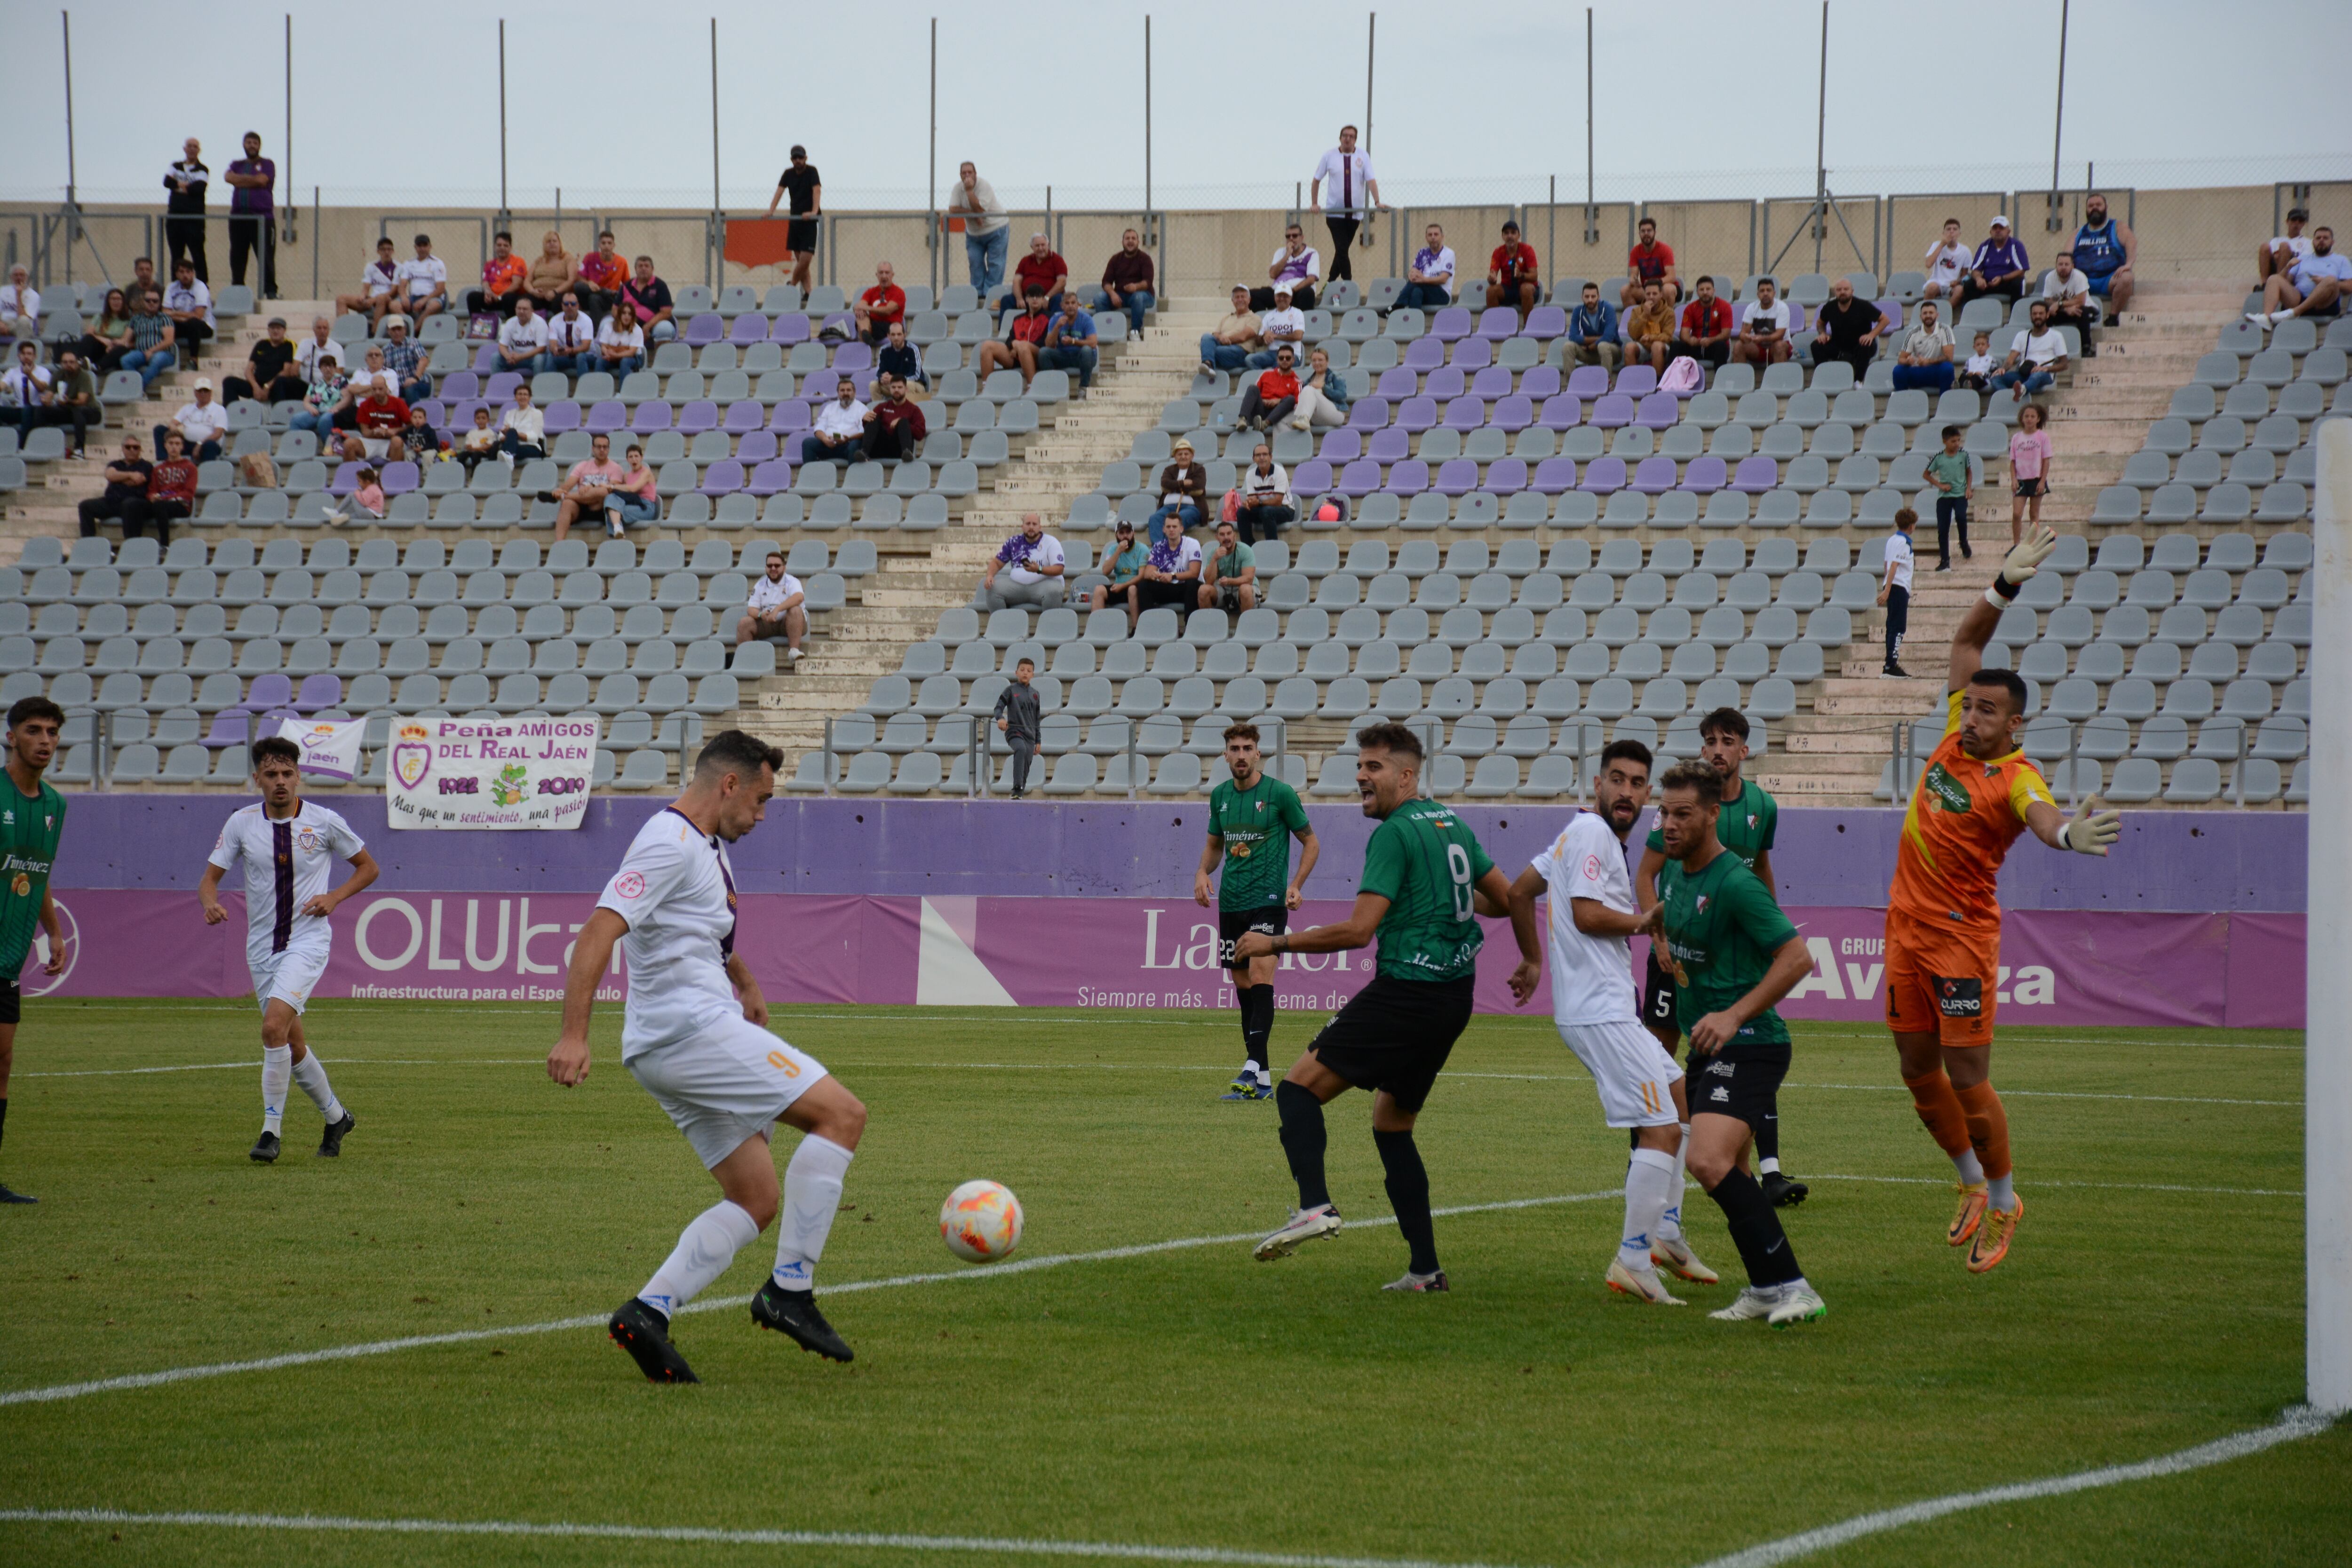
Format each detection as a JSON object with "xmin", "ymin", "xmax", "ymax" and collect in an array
[
  {"xmin": 1520, "ymin": 366, "xmax": 1563, "ymax": 400},
  {"xmin": 1429, "ymin": 307, "xmax": 1474, "ymax": 342},
  {"xmin": 683, "ymin": 313, "xmax": 725, "ymax": 346},
  {"xmin": 1319, "ymin": 429, "xmax": 1362, "ymax": 462},
  {"xmin": 1531, "ymin": 457, "xmax": 1578, "ymax": 494},
  {"xmin": 1476, "ymin": 307, "xmax": 1519, "ymax": 341},
  {"xmin": 632, "ymin": 402, "xmax": 674, "ymax": 433},
  {"xmin": 848, "ymin": 371, "xmax": 877, "ymax": 400},
  {"xmin": 1590, "ymin": 393, "xmax": 1635, "ymax": 429},
  {"xmin": 738, "ymin": 430, "xmax": 779, "ymax": 462},
  {"xmin": 730, "ymin": 314, "xmax": 772, "ymax": 346},
  {"xmin": 677, "ymin": 400, "xmax": 721, "ymax": 435},
  {"xmin": 584, "ymin": 399, "xmax": 627, "ymax": 434},
  {"xmin": 1424, "ymin": 366, "xmax": 1468, "ymax": 400},
  {"xmin": 1337, "ymin": 459, "xmax": 1383, "ymax": 497},
  {"xmin": 1875, "ymin": 298, "xmax": 1904, "ymax": 333},
  {"xmin": 1630, "ymin": 456, "xmax": 1678, "ymax": 494},
  {"xmin": 1374, "ymin": 367, "xmax": 1419, "ymax": 400},
  {"xmin": 1785, "ymin": 303, "xmax": 1810, "ymax": 332},
  {"xmin": 450, "ymin": 399, "xmax": 489, "ymax": 430},
  {"xmin": 471, "ymin": 345, "xmax": 498, "ymax": 374},
  {"xmin": 1678, "ymin": 456, "xmax": 1728, "ymax": 493},
  {"xmin": 1731, "ymin": 455, "xmax": 1779, "ymax": 493},
  {"xmin": 1492, "ymin": 394, "xmax": 1534, "ymax": 432},
  {"xmin": 747, "ymin": 458, "xmax": 794, "ymax": 496},
  {"xmin": 200, "ymin": 709, "xmax": 251, "ymax": 749},
  {"xmin": 1347, "ymin": 396, "xmax": 1390, "ymax": 429},
  {"xmin": 1435, "ymin": 459, "xmax": 1480, "ymax": 496},
  {"xmin": 438, "ymin": 372, "xmax": 479, "ymax": 401},
  {"xmin": 329, "ymin": 462, "xmax": 361, "ymax": 496},
  {"xmin": 1538, "ymin": 394, "xmax": 1583, "ymax": 431},
  {"xmin": 1447, "ymin": 340, "xmax": 1492, "ymax": 371},
  {"xmin": 1579, "ymin": 457, "xmax": 1628, "ymax": 494},
  {"xmin": 1293, "ymin": 459, "xmax": 1335, "ymax": 494},
  {"xmin": 724, "ymin": 399, "xmax": 766, "ymax": 433},
  {"xmin": 416, "ymin": 399, "xmax": 448, "ymax": 427},
  {"xmin": 771, "ymin": 315, "xmax": 811, "ymax": 346},
  {"xmin": 700, "ymin": 460, "xmax": 746, "ymax": 495},
  {"xmin": 379, "ymin": 462, "xmax": 420, "ymax": 495},
  {"xmin": 293, "ymin": 673, "xmax": 341, "ymax": 714},
  {"xmin": 1523, "ymin": 305, "xmax": 1567, "ymax": 340},
  {"xmin": 542, "ymin": 400, "xmax": 582, "ymax": 435},
  {"xmin": 818, "ymin": 312, "xmax": 856, "ymax": 340},
  {"xmin": 485, "ymin": 372, "xmax": 523, "ymax": 403},
  {"xmin": 1482, "ymin": 458, "xmax": 1529, "ymax": 495},
  {"xmin": 1566, "ymin": 365, "xmax": 1611, "ymax": 399},
  {"xmin": 1636, "ymin": 392, "xmax": 1680, "ymax": 430},
  {"xmin": 1395, "ymin": 397, "xmax": 1438, "ymax": 434},
  {"xmin": 1443, "ymin": 397, "xmax": 1485, "ymax": 431},
  {"xmin": 1367, "ymin": 428, "xmax": 1411, "ymax": 463},
  {"xmin": 769, "ymin": 401, "xmax": 812, "ymax": 432},
  {"xmin": 1470, "ymin": 366, "xmax": 1514, "ymax": 399},
  {"xmin": 245, "ymin": 673, "xmax": 294, "ymax": 712},
  {"xmin": 1387, "ymin": 460, "xmax": 1430, "ymax": 495},
  {"xmin": 1616, "ymin": 365, "xmax": 1659, "ymax": 397},
  {"xmin": 834, "ymin": 342, "xmax": 874, "ymax": 373},
  {"xmin": 1403, "ymin": 337, "xmax": 1446, "ymax": 372}
]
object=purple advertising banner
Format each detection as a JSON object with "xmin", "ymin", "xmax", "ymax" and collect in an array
[{"xmin": 26, "ymin": 888, "xmax": 2305, "ymax": 1029}]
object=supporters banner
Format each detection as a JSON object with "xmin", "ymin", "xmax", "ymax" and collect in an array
[
  {"xmin": 383, "ymin": 716, "xmax": 597, "ymax": 831},
  {"xmin": 273, "ymin": 716, "xmax": 365, "ymax": 783}
]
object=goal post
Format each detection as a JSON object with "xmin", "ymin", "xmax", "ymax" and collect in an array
[{"xmin": 2311, "ymin": 414, "xmax": 2351, "ymax": 1415}]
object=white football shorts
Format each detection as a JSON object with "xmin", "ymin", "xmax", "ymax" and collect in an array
[
  {"xmin": 1556, "ymin": 1017, "xmax": 1684, "ymax": 1128},
  {"xmin": 249, "ymin": 940, "xmax": 331, "ymax": 1016},
  {"xmin": 626, "ymin": 1003, "xmax": 830, "ymax": 1169}
]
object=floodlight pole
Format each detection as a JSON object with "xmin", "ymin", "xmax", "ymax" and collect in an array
[
  {"xmin": 282, "ymin": 14, "xmax": 294, "ymax": 249},
  {"xmin": 927, "ymin": 16, "xmax": 938, "ymax": 295},
  {"xmin": 496, "ymin": 20, "xmax": 509, "ymax": 229},
  {"xmin": 60, "ymin": 10, "xmax": 76, "ymax": 206},
  {"xmin": 1583, "ymin": 8, "xmax": 1597, "ymax": 242},
  {"xmin": 1363, "ymin": 13, "xmax": 1375, "ymax": 153},
  {"xmin": 2049, "ymin": 0, "xmax": 2070, "ymax": 232},
  {"xmin": 1143, "ymin": 16, "xmax": 1152, "ymax": 221},
  {"xmin": 1813, "ymin": 0, "xmax": 1828, "ymax": 273},
  {"xmin": 2312, "ymin": 416, "xmax": 2352, "ymax": 1416},
  {"xmin": 710, "ymin": 18, "xmax": 721, "ymax": 215}
]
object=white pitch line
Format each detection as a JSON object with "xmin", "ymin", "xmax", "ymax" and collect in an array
[
  {"xmin": 0, "ymin": 1507, "xmax": 1533, "ymax": 1568},
  {"xmin": 1801, "ymin": 1172, "xmax": 2300, "ymax": 1199},
  {"xmin": 1690, "ymin": 1405, "xmax": 2338, "ymax": 1568},
  {"xmin": 0, "ymin": 1189, "xmax": 1618, "ymax": 1409}
]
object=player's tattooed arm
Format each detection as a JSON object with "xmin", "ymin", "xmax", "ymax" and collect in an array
[
  {"xmin": 37, "ymin": 887, "xmax": 64, "ymax": 974},
  {"xmin": 727, "ymin": 949, "xmax": 771, "ymax": 1027},
  {"xmin": 1687, "ymin": 934, "xmax": 1813, "ymax": 1055},
  {"xmin": 1287, "ymin": 827, "xmax": 1319, "ymax": 909},
  {"xmin": 549, "ymin": 908, "xmax": 629, "ymax": 1087}
]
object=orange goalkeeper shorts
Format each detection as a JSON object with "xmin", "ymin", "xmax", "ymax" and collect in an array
[{"xmin": 1883, "ymin": 909, "xmax": 2000, "ymax": 1046}]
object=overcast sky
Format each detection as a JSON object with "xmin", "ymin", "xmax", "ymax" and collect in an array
[{"xmin": 3, "ymin": 0, "xmax": 2344, "ymax": 210}]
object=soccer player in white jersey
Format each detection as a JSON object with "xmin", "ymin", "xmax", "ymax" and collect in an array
[
  {"xmin": 1502, "ymin": 739, "xmax": 1716, "ymax": 1305},
  {"xmin": 548, "ymin": 730, "xmax": 868, "ymax": 1382},
  {"xmin": 198, "ymin": 736, "xmax": 378, "ymax": 1164}
]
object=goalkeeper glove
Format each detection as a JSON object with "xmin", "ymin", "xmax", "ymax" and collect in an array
[
  {"xmin": 1987, "ymin": 525, "xmax": 2061, "ymax": 605},
  {"xmin": 2058, "ymin": 795, "xmax": 2122, "ymax": 857}
]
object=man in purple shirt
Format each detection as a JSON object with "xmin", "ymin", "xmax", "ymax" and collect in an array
[
  {"xmin": 1955, "ymin": 216, "xmax": 2028, "ymax": 310},
  {"xmin": 224, "ymin": 132, "xmax": 277, "ymax": 298}
]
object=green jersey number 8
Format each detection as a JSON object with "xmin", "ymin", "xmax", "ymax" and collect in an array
[{"xmin": 1446, "ymin": 842, "xmax": 1474, "ymax": 921}]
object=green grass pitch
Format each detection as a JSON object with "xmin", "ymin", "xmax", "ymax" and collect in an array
[{"xmin": 0, "ymin": 998, "xmax": 2344, "ymax": 1567}]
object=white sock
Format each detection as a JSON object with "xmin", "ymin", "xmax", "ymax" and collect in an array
[
  {"xmin": 260, "ymin": 1045, "xmax": 292, "ymax": 1135},
  {"xmin": 1954, "ymin": 1149, "xmax": 1987, "ymax": 1186},
  {"xmin": 1759, "ymin": 1155, "xmax": 1781, "ymax": 1175},
  {"xmin": 1987, "ymin": 1171, "xmax": 2017, "ymax": 1211},
  {"xmin": 290, "ymin": 1050, "xmax": 343, "ymax": 1124},
  {"xmin": 773, "ymin": 1135, "xmax": 855, "ymax": 1292},
  {"xmin": 1658, "ymin": 1122, "xmax": 1691, "ymax": 1241},
  {"xmin": 638, "ymin": 1199, "xmax": 760, "ymax": 1319},
  {"xmin": 1621, "ymin": 1146, "xmax": 1678, "ymax": 1269}
]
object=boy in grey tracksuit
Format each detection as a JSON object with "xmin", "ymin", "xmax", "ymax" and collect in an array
[{"xmin": 993, "ymin": 657, "xmax": 1042, "ymax": 796}]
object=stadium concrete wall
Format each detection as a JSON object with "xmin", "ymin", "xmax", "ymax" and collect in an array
[{"xmin": 37, "ymin": 797, "xmax": 2305, "ymax": 1028}]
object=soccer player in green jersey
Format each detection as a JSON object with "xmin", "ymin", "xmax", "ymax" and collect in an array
[
  {"xmin": 1238, "ymin": 723, "xmax": 1538, "ymax": 1292},
  {"xmin": 1635, "ymin": 707, "xmax": 1809, "ymax": 1207},
  {"xmin": 1652, "ymin": 760, "xmax": 1824, "ymax": 1327},
  {"xmin": 0, "ymin": 697, "xmax": 70, "ymax": 1205},
  {"xmin": 1195, "ymin": 721, "xmax": 1317, "ymax": 1101}
]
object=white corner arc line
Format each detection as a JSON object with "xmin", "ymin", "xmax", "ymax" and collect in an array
[
  {"xmin": 0, "ymin": 1507, "xmax": 1535, "ymax": 1568},
  {"xmin": 0, "ymin": 1190, "xmax": 1618, "ymax": 1409},
  {"xmin": 1688, "ymin": 1406, "xmax": 2338, "ymax": 1568}
]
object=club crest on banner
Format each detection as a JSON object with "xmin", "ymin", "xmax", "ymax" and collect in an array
[{"xmin": 392, "ymin": 725, "xmax": 434, "ymax": 790}]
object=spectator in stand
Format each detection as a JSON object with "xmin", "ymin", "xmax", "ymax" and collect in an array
[
  {"xmin": 401, "ymin": 405, "xmax": 445, "ymax": 467},
  {"xmin": 521, "ymin": 231, "xmax": 580, "ymax": 316},
  {"xmin": 1398, "ymin": 224, "xmax": 1456, "ymax": 311},
  {"xmin": 120, "ymin": 288, "xmax": 178, "ymax": 390},
  {"xmin": 2258, "ymin": 207, "xmax": 2312, "ymax": 288},
  {"xmin": 343, "ymin": 342, "xmax": 399, "ymax": 405},
  {"xmin": 164, "ymin": 138, "xmax": 209, "ymax": 280},
  {"xmin": 948, "ymin": 162, "xmax": 1011, "ymax": 297},
  {"xmin": 980, "ymin": 512, "xmax": 1067, "ymax": 611},
  {"xmin": 498, "ymin": 384, "xmax": 546, "ymax": 462},
  {"xmin": 1924, "ymin": 423, "xmax": 1973, "ymax": 569},
  {"xmin": 540, "ymin": 294, "xmax": 597, "ymax": 375},
  {"xmin": 854, "ymin": 261, "xmax": 907, "ymax": 346},
  {"xmin": 2005, "ymin": 402, "xmax": 2052, "ymax": 545},
  {"xmin": 0, "ymin": 265, "xmax": 37, "ymax": 337},
  {"xmin": 1671, "ymin": 275, "xmax": 1735, "ymax": 368},
  {"xmin": 1136, "ymin": 512, "xmax": 1203, "ymax": 615},
  {"xmin": 1875, "ymin": 507, "xmax": 1916, "ymax": 677},
  {"xmin": 1565, "ymin": 280, "xmax": 1619, "ymax": 370},
  {"xmin": 1622, "ymin": 281, "xmax": 1677, "ymax": 373},
  {"xmin": 1240, "ymin": 345, "xmax": 1301, "ymax": 432},
  {"xmin": 1200, "ymin": 519, "xmax": 1257, "ymax": 613},
  {"xmin": 380, "ymin": 315, "xmax": 432, "ymax": 402},
  {"xmin": 1486, "ymin": 220, "xmax": 1541, "ymax": 326},
  {"xmin": 1289, "ymin": 343, "xmax": 1351, "ymax": 430},
  {"xmin": 1199, "ymin": 286, "xmax": 1262, "ymax": 374},
  {"xmin": 1809, "ymin": 275, "xmax": 1880, "ymax": 374},
  {"xmin": 287, "ymin": 350, "xmax": 347, "ymax": 438},
  {"xmin": 867, "ymin": 374, "xmax": 928, "ymax": 461},
  {"xmin": 976, "ymin": 288, "xmax": 1055, "ymax": 391},
  {"xmin": 2, "ymin": 344, "xmax": 52, "ymax": 442},
  {"xmin": 994, "ymin": 658, "xmax": 1042, "ymax": 798},
  {"xmin": 78, "ymin": 435, "xmax": 152, "ymax": 539},
  {"xmin": 1989, "ymin": 300, "xmax": 2067, "ymax": 397},
  {"xmin": 1236, "ymin": 443, "xmax": 1292, "ymax": 543},
  {"xmin": 764, "ymin": 145, "xmax": 823, "ymax": 294},
  {"xmin": 1092, "ymin": 519, "xmax": 1148, "ymax": 626},
  {"xmin": 576, "ymin": 231, "xmax": 628, "ymax": 320},
  {"xmin": 877, "ymin": 319, "xmax": 925, "ymax": 391},
  {"xmin": 38, "ymin": 350, "xmax": 99, "ymax": 457},
  {"xmin": 156, "ymin": 376, "xmax": 228, "ymax": 464},
  {"xmin": 295, "ymin": 314, "xmax": 345, "ymax": 383},
  {"xmin": 597, "ymin": 300, "xmax": 647, "ymax": 378},
  {"xmin": 622, "ymin": 256, "xmax": 676, "ymax": 342},
  {"xmin": 455, "ymin": 406, "xmax": 501, "ymax": 476},
  {"xmin": 553, "ymin": 432, "xmax": 628, "ymax": 542},
  {"xmin": 75, "ymin": 287, "xmax": 134, "ymax": 371},
  {"xmin": 1622, "ymin": 216, "xmax": 1680, "ymax": 309},
  {"xmin": 1890, "ymin": 299, "xmax": 1956, "ymax": 393},
  {"xmin": 1002, "ymin": 233, "xmax": 1069, "ymax": 314},
  {"xmin": 472, "ymin": 231, "xmax": 529, "ymax": 316},
  {"xmin": 223, "ymin": 133, "xmax": 277, "ymax": 296},
  {"xmin": 1151, "ymin": 439, "xmax": 1208, "ymax": 533},
  {"xmin": 337, "ymin": 381, "xmax": 410, "ymax": 464},
  {"xmin": 1248, "ymin": 286, "xmax": 1306, "ymax": 370},
  {"xmin": 1310, "ymin": 126, "xmax": 1382, "ymax": 285},
  {"xmin": 1038, "ymin": 293, "xmax": 1100, "ymax": 395},
  {"xmin": 1254, "ymin": 223, "xmax": 1321, "ymax": 313},
  {"xmin": 1955, "ymin": 216, "xmax": 2027, "ymax": 308},
  {"xmin": 322, "ymin": 464, "xmax": 386, "ymax": 527},
  {"xmin": 224, "ymin": 315, "xmax": 306, "ymax": 404},
  {"xmin": 396, "ymin": 233, "xmax": 449, "ymax": 323},
  {"xmin": 608, "ymin": 443, "xmax": 659, "ymax": 536},
  {"xmin": 131, "ymin": 430, "xmax": 196, "ymax": 543},
  {"xmin": 494, "ymin": 296, "xmax": 551, "ymax": 374},
  {"xmin": 1094, "ymin": 228, "xmax": 1157, "ymax": 342},
  {"xmin": 2071, "ymin": 192, "xmax": 2136, "ymax": 326},
  {"xmin": 800, "ymin": 375, "xmax": 868, "ymax": 466},
  {"xmin": 337, "ymin": 242, "xmax": 403, "ymax": 328},
  {"xmin": 1921, "ymin": 217, "xmax": 1971, "ymax": 300},
  {"xmin": 129, "ymin": 255, "xmax": 160, "ymax": 304},
  {"xmin": 738, "ymin": 550, "xmax": 807, "ymax": 660},
  {"xmin": 1957, "ymin": 330, "xmax": 1997, "ymax": 391},
  {"xmin": 162, "ymin": 257, "xmax": 215, "ymax": 358},
  {"xmin": 2038, "ymin": 250, "xmax": 2095, "ymax": 353},
  {"xmin": 1732, "ymin": 277, "xmax": 1792, "ymax": 367},
  {"xmin": 2250, "ymin": 225, "xmax": 2349, "ymax": 326}
]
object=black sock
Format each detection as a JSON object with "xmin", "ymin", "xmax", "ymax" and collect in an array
[
  {"xmin": 0, "ymin": 1096, "xmax": 8, "ymax": 1157},
  {"xmin": 1374, "ymin": 1128, "xmax": 1439, "ymax": 1275},
  {"xmin": 1754, "ymin": 1111, "xmax": 1780, "ymax": 1168},
  {"xmin": 1274, "ymin": 1080, "xmax": 1331, "ymax": 1210},
  {"xmin": 1242, "ymin": 985, "xmax": 1275, "ymax": 1071},
  {"xmin": 1707, "ymin": 1168, "xmax": 1804, "ymax": 1288}
]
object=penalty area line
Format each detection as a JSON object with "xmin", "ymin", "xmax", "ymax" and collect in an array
[
  {"xmin": 1689, "ymin": 1405, "xmax": 2338, "ymax": 1568},
  {"xmin": 0, "ymin": 1190, "xmax": 1618, "ymax": 1409}
]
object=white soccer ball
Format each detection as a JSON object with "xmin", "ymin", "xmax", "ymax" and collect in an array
[{"xmin": 940, "ymin": 1179, "xmax": 1024, "ymax": 1262}]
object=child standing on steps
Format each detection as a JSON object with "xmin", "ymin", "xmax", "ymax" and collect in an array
[
  {"xmin": 1925, "ymin": 424, "xmax": 1973, "ymax": 570},
  {"xmin": 2006, "ymin": 404, "xmax": 2052, "ymax": 547}
]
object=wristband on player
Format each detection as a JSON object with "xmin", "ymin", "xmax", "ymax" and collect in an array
[{"xmin": 1985, "ymin": 579, "xmax": 2022, "ymax": 607}]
